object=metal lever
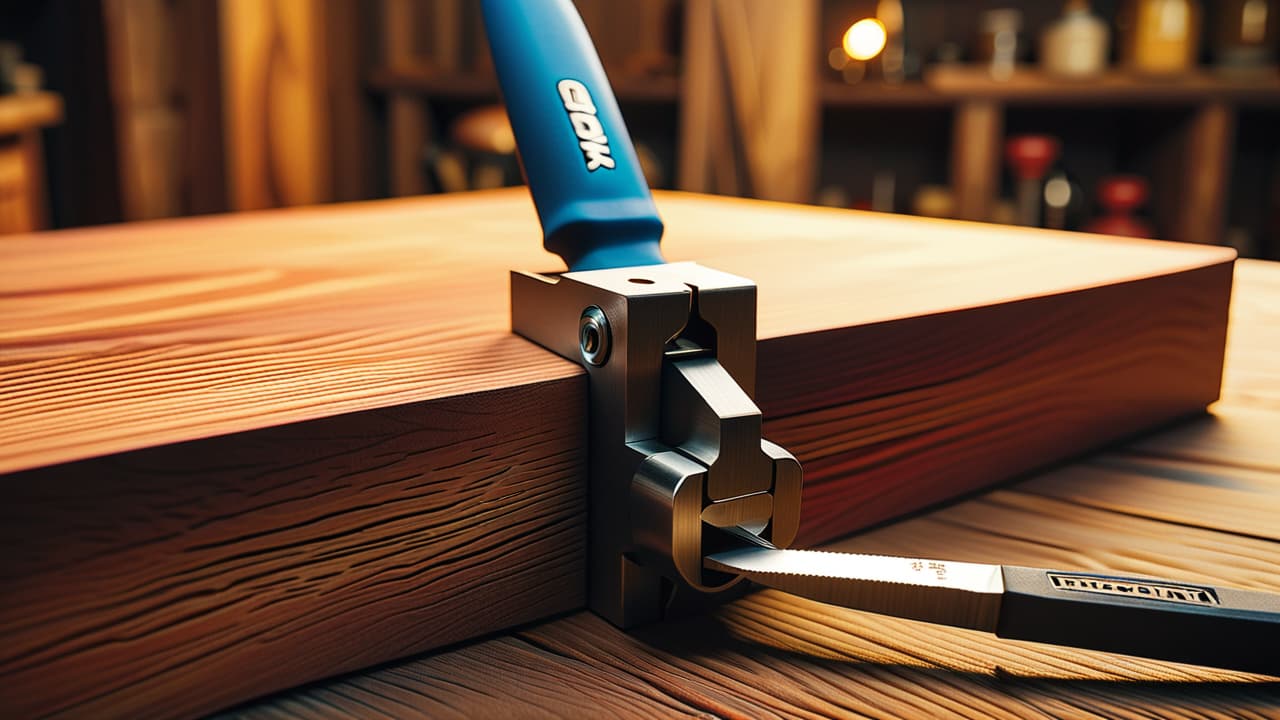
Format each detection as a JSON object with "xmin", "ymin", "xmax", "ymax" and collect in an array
[{"xmin": 708, "ymin": 546, "xmax": 1280, "ymax": 676}]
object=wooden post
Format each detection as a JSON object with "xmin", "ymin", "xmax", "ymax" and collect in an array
[
  {"xmin": 102, "ymin": 0, "xmax": 184, "ymax": 220},
  {"xmin": 219, "ymin": 0, "xmax": 334, "ymax": 210},
  {"xmin": 383, "ymin": 0, "xmax": 430, "ymax": 197},
  {"xmin": 678, "ymin": 0, "xmax": 819, "ymax": 203},
  {"xmin": 1174, "ymin": 101, "xmax": 1235, "ymax": 245},
  {"xmin": 951, "ymin": 99, "xmax": 1004, "ymax": 222}
]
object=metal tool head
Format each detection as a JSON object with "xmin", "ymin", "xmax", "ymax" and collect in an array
[{"xmin": 510, "ymin": 263, "xmax": 801, "ymax": 626}]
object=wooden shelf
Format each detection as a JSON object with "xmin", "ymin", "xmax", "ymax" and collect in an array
[
  {"xmin": 369, "ymin": 66, "xmax": 681, "ymax": 103},
  {"xmin": 822, "ymin": 68, "xmax": 1280, "ymax": 109},
  {"xmin": 820, "ymin": 81, "xmax": 949, "ymax": 108},
  {"xmin": 924, "ymin": 66, "xmax": 1280, "ymax": 106}
]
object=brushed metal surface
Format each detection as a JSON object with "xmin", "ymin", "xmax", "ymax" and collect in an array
[
  {"xmin": 706, "ymin": 547, "xmax": 1005, "ymax": 631},
  {"xmin": 512, "ymin": 263, "xmax": 801, "ymax": 627}
]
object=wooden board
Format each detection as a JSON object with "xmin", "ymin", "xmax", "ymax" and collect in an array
[
  {"xmin": 227, "ymin": 267, "xmax": 1280, "ymax": 718},
  {"xmin": 0, "ymin": 190, "xmax": 1235, "ymax": 717}
]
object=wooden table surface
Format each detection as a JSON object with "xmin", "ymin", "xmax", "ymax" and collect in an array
[
  {"xmin": 227, "ymin": 259, "xmax": 1280, "ymax": 719},
  {"xmin": 1, "ymin": 191, "xmax": 1242, "ymax": 718}
]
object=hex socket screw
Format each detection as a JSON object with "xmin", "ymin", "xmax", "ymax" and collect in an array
[{"xmin": 579, "ymin": 306, "xmax": 611, "ymax": 366}]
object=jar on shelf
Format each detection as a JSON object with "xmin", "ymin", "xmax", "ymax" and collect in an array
[
  {"xmin": 1212, "ymin": 0, "xmax": 1279, "ymax": 71},
  {"xmin": 1042, "ymin": 0, "xmax": 1111, "ymax": 78},
  {"xmin": 1118, "ymin": 0, "xmax": 1203, "ymax": 75},
  {"xmin": 975, "ymin": 9, "xmax": 1023, "ymax": 81}
]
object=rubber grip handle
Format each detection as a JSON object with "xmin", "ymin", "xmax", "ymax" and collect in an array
[
  {"xmin": 481, "ymin": 0, "xmax": 664, "ymax": 271},
  {"xmin": 999, "ymin": 566, "xmax": 1280, "ymax": 675}
]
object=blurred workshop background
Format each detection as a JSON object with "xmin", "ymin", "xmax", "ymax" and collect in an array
[{"xmin": 1, "ymin": 1, "xmax": 1278, "ymax": 257}]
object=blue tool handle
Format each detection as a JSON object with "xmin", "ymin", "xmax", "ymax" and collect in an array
[{"xmin": 481, "ymin": 0, "xmax": 665, "ymax": 271}]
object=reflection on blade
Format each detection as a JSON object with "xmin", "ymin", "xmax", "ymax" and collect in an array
[{"xmin": 705, "ymin": 547, "xmax": 1004, "ymax": 631}]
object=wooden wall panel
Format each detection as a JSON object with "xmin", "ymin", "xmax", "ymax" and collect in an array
[
  {"xmin": 325, "ymin": 0, "xmax": 375, "ymax": 203},
  {"xmin": 102, "ymin": 0, "xmax": 185, "ymax": 220},
  {"xmin": 219, "ymin": 0, "xmax": 333, "ymax": 209},
  {"xmin": 102, "ymin": 0, "xmax": 228, "ymax": 220},
  {"xmin": 678, "ymin": 0, "xmax": 819, "ymax": 203},
  {"xmin": 0, "ymin": 190, "xmax": 1236, "ymax": 717},
  {"xmin": 1176, "ymin": 101, "xmax": 1236, "ymax": 246},
  {"xmin": 383, "ymin": 0, "xmax": 430, "ymax": 197},
  {"xmin": 951, "ymin": 99, "xmax": 1003, "ymax": 222}
]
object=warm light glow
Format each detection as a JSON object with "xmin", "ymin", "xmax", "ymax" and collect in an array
[{"xmin": 842, "ymin": 18, "xmax": 886, "ymax": 61}]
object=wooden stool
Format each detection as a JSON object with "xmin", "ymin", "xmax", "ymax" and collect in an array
[{"xmin": 0, "ymin": 91, "xmax": 62, "ymax": 234}]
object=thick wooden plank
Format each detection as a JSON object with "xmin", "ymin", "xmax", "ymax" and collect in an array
[
  {"xmin": 0, "ymin": 191, "xmax": 1238, "ymax": 717},
  {"xmin": 1, "ymin": 191, "xmax": 1234, "ymax": 474},
  {"xmin": 0, "ymin": 381, "xmax": 585, "ymax": 720},
  {"xmin": 762, "ymin": 261, "xmax": 1232, "ymax": 545}
]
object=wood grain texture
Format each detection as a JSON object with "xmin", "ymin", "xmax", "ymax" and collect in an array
[
  {"xmin": 1221, "ymin": 260, "xmax": 1280, "ymax": 410},
  {"xmin": 0, "ymin": 381, "xmax": 586, "ymax": 719},
  {"xmin": 0, "ymin": 190, "xmax": 1238, "ymax": 717},
  {"xmin": 677, "ymin": 1, "xmax": 819, "ymax": 202},
  {"xmin": 766, "ymin": 261, "xmax": 1233, "ymax": 545},
  {"xmin": 226, "ymin": 271, "xmax": 1280, "ymax": 718}
]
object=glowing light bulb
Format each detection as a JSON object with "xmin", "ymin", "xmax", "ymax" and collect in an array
[{"xmin": 842, "ymin": 18, "xmax": 887, "ymax": 61}]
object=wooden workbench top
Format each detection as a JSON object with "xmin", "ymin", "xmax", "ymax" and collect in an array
[
  {"xmin": 228, "ymin": 259, "xmax": 1280, "ymax": 718},
  {"xmin": 0, "ymin": 189, "xmax": 1230, "ymax": 474},
  {"xmin": 0, "ymin": 190, "xmax": 1246, "ymax": 718}
]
